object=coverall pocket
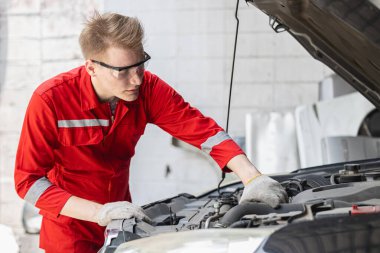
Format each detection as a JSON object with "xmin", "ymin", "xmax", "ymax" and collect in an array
[{"xmin": 58, "ymin": 127, "xmax": 103, "ymax": 146}]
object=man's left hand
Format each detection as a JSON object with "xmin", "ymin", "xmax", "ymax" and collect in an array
[{"xmin": 239, "ymin": 174, "xmax": 288, "ymax": 208}]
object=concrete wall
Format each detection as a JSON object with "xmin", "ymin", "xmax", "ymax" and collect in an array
[
  {"xmin": 0, "ymin": 0, "xmax": 103, "ymax": 241},
  {"xmin": 104, "ymin": 0, "xmax": 334, "ymax": 205}
]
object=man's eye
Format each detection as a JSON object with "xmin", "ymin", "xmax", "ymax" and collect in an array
[{"xmin": 119, "ymin": 69, "xmax": 129, "ymax": 74}]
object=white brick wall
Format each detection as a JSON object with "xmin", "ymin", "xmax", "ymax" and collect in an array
[{"xmin": 0, "ymin": 0, "xmax": 104, "ymax": 245}]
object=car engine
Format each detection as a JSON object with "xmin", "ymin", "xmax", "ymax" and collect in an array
[{"xmin": 100, "ymin": 161, "xmax": 380, "ymax": 253}]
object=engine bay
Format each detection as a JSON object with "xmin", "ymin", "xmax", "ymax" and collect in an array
[{"xmin": 101, "ymin": 160, "xmax": 380, "ymax": 252}]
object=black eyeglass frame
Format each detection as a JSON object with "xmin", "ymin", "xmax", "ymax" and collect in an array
[{"xmin": 91, "ymin": 52, "xmax": 151, "ymax": 72}]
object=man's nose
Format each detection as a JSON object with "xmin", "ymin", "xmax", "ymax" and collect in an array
[{"xmin": 129, "ymin": 70, "xmax": 143, "ymax": 86}]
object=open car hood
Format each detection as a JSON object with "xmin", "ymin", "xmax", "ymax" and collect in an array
[{"xmin": 247, "ymin": 0, "xmax": 380, "ymax": 108}]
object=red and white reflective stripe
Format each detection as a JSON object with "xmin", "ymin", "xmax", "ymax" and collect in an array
[
  {"xmin": 58, "ymin": 119, "xmax": 109, "ymax": 128},
  {"xmin": 24, "ymin": 177, "xmax": 53, "ymax": 205},
  {"xmin": 201, "ymin": 131, "xmax": 231, "ymax": 154}
]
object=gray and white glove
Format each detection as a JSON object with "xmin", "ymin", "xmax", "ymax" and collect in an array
[
  {"xmin": 96, "ymin": 201, "xmax": 152, "ymax": 226},
  {"xmin": 239, "ymin": 175, "xmax": 288, "ymax": 208}
]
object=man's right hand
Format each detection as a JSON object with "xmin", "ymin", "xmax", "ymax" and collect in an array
[{"xmin": 96, "ymin": 201, "xmax": 152, "ymax": 226}]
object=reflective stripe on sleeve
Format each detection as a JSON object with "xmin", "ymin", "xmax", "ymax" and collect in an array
[
  {"xmin": 24, "ymin": 177, "xmax": 53, "ymax": 205},
  {"xmin": 58, "ymin": 119, "xmax": 109, "ymax": 128},
  {"xmin": 201, "ymin": 131, "xmax": 232, "ymax": 154}
]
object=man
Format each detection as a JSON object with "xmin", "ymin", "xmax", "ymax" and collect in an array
[{"xmin": 14, "ymin": 12, "xmax": 287, "ymax": 253}]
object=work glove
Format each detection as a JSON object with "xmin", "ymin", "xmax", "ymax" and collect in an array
[
  {"xmin": 96, "ymin": 201, "xmax": 152, "ymax": 226},
  {"xmin": 239, "ymin": 174, "xmax": 288, "ymax": 208}
]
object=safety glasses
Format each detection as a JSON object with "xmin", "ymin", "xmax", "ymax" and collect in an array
[{"xmin": 91, "ymin": 52, "xmax": 151, "ymax": 79}]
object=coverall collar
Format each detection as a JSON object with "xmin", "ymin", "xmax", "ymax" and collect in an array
[{"xmin": 80, "ymin": 67, "xmax": 102, "ymax": 111}]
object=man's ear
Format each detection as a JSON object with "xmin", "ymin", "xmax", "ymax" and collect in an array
[{"xmin": 84, "ymin": 59, "xmax": 96, "ymax": 77}]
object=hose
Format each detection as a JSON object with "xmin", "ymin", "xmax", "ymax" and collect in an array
[{"xmin": 220, "ymin": 203, "xmax": 305, "ymax": 227}]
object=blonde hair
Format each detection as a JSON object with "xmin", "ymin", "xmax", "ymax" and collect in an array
[{"xmin": 79, "ymin": 11, "xmax": 145, "ymax": 59}]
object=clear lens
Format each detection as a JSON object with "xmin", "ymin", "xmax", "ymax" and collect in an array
[{"xmin": 110, "ymin": 63, "xmax": 146, "ymax": 80}]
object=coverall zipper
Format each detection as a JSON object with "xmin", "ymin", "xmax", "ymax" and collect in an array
[
  {"xmin": 102, "ymin": 102, "xmax": 114, "ymax": 145},
  {"xmin": 107, "ymin": 101, "xmax": 115, "ymax": 200}
]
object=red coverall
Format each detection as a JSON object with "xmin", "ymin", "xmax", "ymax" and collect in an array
[{"xmin": 14, "ymin": 66, "xmax": 244, "ymax": 252}]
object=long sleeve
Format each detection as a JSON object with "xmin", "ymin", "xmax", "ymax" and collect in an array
[
  {"xmin": 14, "ymin": 92, "xmax": 72, "ymax": 217},
  {"xmin": 144, "ymin": 72, "xmax": 245, "ymax": 169}
]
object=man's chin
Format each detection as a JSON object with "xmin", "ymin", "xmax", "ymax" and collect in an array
[{"xmin": 120, "ymin": 93, "xmax": 139, "ymax": 102}]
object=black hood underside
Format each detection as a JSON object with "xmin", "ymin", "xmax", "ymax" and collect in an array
[{"xmin": 247, "ymin": 0, "xmax": 380, "ymax": 108}]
